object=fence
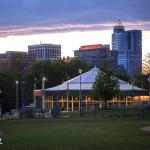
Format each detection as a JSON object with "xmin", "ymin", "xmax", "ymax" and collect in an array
[{"xmin": 1, "ymin": 102, "xmax": 150, "ymax": 120}]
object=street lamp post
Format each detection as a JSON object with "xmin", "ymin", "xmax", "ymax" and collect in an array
[
  {"xmin": 16, "ymin": 81, "xmax": 19, "ymax": 112},
  {"xmin": 33, "ymin": 81, "xmax": 36, "ymax": 119},
  {"xmin": 21, "ymin": 80, "xmax": 25, "ymax": 117},
  {"xmin": 66, "ymin": 82, "xmax": 69, "ymax": 111},
  {"xmin": 42, "ymin": 77, "xmax": 46, "ymax": 111},
  {"xmin": 132, "ymin": 81, "xmax": 134, "ymax": 102},
  {"xmin": 78, "ymin": 69, "xmax": 82, "ymax": 117},
  {"xmin": 148, "ymin": 77, "xmax": 150, "ymax": 101}
]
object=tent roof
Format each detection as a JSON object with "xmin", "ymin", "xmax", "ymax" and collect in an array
[{"xmin": 45, "ymin": 67, "xmax": 146, "ymax": 92}]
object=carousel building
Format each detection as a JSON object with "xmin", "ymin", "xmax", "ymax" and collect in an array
[{"xmin": 34, "ymin": 67, "xmax": 148, "ymax": 111}]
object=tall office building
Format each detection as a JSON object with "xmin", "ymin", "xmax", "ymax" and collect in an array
[
  {"xmin": 28, "ymin": 43, "xmax": 61, "ymax": 61},
  {"xmin": 112, "ymin": 19, "xmax": 142, "ymax": 77},
  {"xmin": 74, "ymin": 44, "xmax": 117, "ymax": 69}
]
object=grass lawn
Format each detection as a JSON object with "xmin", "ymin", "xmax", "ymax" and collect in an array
[
  {"xmin": 61, "ymin": 106, "xmax": 150, "ymax": 118},
  {"xmin": 0, "ymin": 119, "xmax": 150, "ymax": 150}
]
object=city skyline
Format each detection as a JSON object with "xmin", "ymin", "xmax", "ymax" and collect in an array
[{"xmin": 0, "ymin": 0, "xmax": 149, "ymax": 57}]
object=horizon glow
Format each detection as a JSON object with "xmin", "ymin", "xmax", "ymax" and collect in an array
[{"xmin": 0, "ymin": 30, "xmax": 149, "ymax": 59}]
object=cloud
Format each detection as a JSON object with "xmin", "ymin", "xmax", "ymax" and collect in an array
[
  {"xmin": 0, "ymin": 20, "xmax": 150, "ymax": 37},
  {"xmin": 0, "ymin": 0, "xmax": 150, "ymax": 36}
]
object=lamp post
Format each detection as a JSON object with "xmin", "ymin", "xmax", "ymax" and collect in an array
[
  {"xmin": 78, "ymin": 69, "xmax": 82, "ymax": 117},
  {"xmin": 42, "ymin": 77, "xmax": 46, "ymax": 111},
  {"xmin": 16, "ymin": 81, "xmax": 19, "ymax": 112},
  {"xmin": 148, "ymin": 77, "xmax": 150, "ymax": 101},
  {"xmin": 66, "ymin": 82, "xmax": 69, "ymax": 111},
  {"xmin": 33, "ymin": 81, "xmax": 37, "ymax": 119},
  {"xmin": 21, "ymin": 80, "xmax": 24, "ymax": 116}
]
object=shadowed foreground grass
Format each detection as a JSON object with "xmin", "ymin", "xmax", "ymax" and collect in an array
[{"xmin": 0, "ymin": 119, "xmax": 150, "ymax": 150}]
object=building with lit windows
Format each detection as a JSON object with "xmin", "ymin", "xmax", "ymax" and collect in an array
[
  {"xmin": 112, "ymin": 19, "xmax": 142, "ymax": 77},
  {"xmin": 28, "ymin": 43, "xmax": 61, "ymax": 61},
  {"xmin": 74, "ymin": 44, "xmax": 117, "ymax": 70}
]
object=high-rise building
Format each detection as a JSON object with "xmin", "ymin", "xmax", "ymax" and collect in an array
[
  {"xmin": 112, "ymin": 19, "xmax": 142, "ymax": 77},
  {"xmin": 28, "ymin": 43, "xmax": 61, "ymax": 61},
  {"xmin": 74, "ymin": 44, "xmax": 117, "ymax": 69}
]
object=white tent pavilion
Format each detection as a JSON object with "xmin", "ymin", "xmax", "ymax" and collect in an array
[
  {"xmin": 45, "ymin": 67, "xmax": 146, "ymax": 94},
  {"xmin": 34, "ymin": 67, "xmax": 148, "ymax": 111}
]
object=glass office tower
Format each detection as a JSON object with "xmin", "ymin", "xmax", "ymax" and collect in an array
[{"xmin": 112, "ymin": 19, "xmax": 142, "ymax": 77}]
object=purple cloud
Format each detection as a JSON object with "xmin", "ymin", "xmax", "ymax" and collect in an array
[{"xmin": 0, "ymin": 0, "xmax": 149, "ymax": 36}]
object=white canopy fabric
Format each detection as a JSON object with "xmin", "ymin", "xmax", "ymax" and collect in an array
[{"xmin": 45, "ymin": 67, "xmax": 145, "ymax": 92}]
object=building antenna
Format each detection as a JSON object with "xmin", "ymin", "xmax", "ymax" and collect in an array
[{"xmin": 116, "ymin": 17, "xmax": 123, "ymax": 27}]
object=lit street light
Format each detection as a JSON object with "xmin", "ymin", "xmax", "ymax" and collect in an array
[
  {"xmin": 16, "ymin": 81, "xmax": 19, "ymax": 112},
  {"xmin": 78, "ymin": 69, "xmax": 82, "ymax": 117},
  {"xmin": 148, "ymin": 77, "xmax": 150, "ymax": 101}
]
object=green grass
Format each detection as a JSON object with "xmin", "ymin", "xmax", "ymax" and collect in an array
[
  {"xmin": 0, "ymin": 119, "xmax": 150, "ymax": 150},
  {"xmin": 60, "ymin": 107, "xmax": 150, "ymax": 119}
]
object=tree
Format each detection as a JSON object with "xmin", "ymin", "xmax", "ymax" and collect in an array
[
  {"xmin": 92, "ymin": 66, "xmax": 120, "ymax": 108},
  {"xmin": 143, "ymin": 52, "xmax": 150, "ymax": 74},
  {"xmin": 114, "ymin": 72, "xmax": 130, "ymax": 83},
  {"xmin": 133, "ymin": 74, "xmax": 150, "ymax": 89},
  {"xmin": 0, "ymin": 70, "xmax": 16, "ymax": 113},
  {"xmin": 24, "ymin": 58, "xmax": 91, "ymax": 103}
]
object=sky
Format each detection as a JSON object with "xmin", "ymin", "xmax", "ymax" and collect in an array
[{"xmin": 0, "ymin": 0, "xmax": 150, "ymax": 57}]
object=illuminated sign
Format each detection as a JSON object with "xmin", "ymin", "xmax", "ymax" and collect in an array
[{"xmin": 80, "ymin": 44, "xmax": 103, "ymax": 50}]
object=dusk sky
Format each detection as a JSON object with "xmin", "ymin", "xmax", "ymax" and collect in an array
[{"xmin": 0, "ymin": 0, "xmax": 150, "ymax": 57}]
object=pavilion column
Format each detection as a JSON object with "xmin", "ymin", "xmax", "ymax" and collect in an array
[
  {"xmin": 92, "ymin": 98, "xmax": 94, "ymax": 109},
  {"xmin": 125, "ymin": 96, "xmax": 128, "ymax": 107},
  {"xmin": 71, "ymin": 96, "xmax": 74, "ymax": 111},
  {"xmin": 48, "ymin": 100, "xmax": 50, "ymax": 110},
  {"xmin": 66, "ymin": 96, "xmax": 69, "ymax": 111},
  {"xmin": 112, "ymin": 97, "xmax": 115, "ymax": 108},
  {"xmin": 85, "ymin": 96, "xmax": 88, "ymax": 110},
  {"xmin": 90, "ymin": 97, "xmax": 92, "ymax": 109},
  {"xmin": 61, "ymin": 96, "xmax": 64, "ymax": 109},
  {"xmin": 118, "ymin": 96, "xmax": 121, "ymax": 107},
  {"xmin": 51, "ymin": 96, "xmax": 54, "ymax": 109},
  {"xmin": 139, "ymin": 96, "xmax": 140, "ymax": 103},
  {"xmin": 99, "ymin": 101, "xmax": 102, "ymax": 109},
  {"xmin": 91, "ymin": 98, "xmax": 94, "ymax": 109}
]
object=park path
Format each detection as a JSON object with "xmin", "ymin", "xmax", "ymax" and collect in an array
[{"xmin": 141, "ymin": 126, "xmax": 150, "ymax": 132}]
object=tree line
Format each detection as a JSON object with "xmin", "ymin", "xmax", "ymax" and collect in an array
[
  {"xmin": 0, "ymin": 57, "xmax": 91, "ymax": 113},
  {"xmin": 0, "ymin": 52, "xmax": 150, "ymax": 113}
]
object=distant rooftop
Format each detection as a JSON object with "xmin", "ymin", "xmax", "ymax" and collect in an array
[
  {"xmin": 79, "ymin": 44, "xmax": 110, "ymax": 50},
  {"xmin": 28, "ymin": 43, "xmax": 61, "ymax": 47}
]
